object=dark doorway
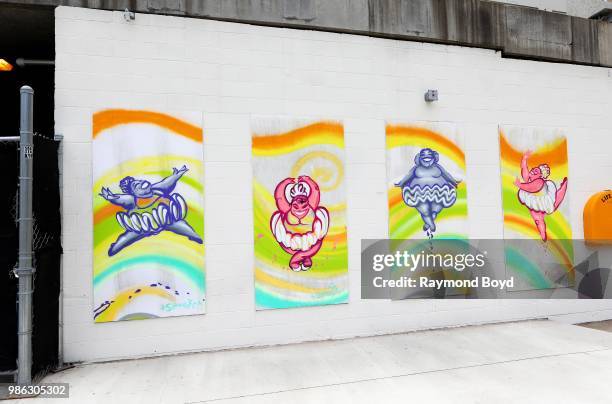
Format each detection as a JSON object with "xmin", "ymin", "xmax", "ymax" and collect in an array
[
  {"xmin": 0, "ymin": 3, "xmax": 60, "ymax": 381},
  {"xmin": 0, "ymin": 4, "xmax": 55, "ymax": 140}
]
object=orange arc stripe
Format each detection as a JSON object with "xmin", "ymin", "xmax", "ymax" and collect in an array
[
  {"xmin": 94, "ymin": 204, "xmax": 122, "ymax": 226},
  {"xmin": 388, "ymin": 191, "xmax": 402, "ymax": 207},
  {"xmin": 386, "ymin": 125, "xmax": 465, "ymax": 161},
  {"xmin": 93, "ymin": 109, "xmax": 203, "ymax": 142},
  {"xmin": 324, "ymin": 231, "xmax": 347, "ymax": 245},
  {"xmin": 499, "ymin": 131, "xmax": 567, "ymax": 167},
  {"xmin": 94, "ymin": 196, "xmax": 169, "ymax": 226},
  {"xmin": 504, "ymin": 214, "xmax": 542, "ymax": 238},
  {"xmin": 252, "ymin": 122, "xmax": 343, "ymax": 150}
]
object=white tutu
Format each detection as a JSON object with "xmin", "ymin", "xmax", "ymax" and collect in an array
[
  {"xmin": 518, "ymin": 180, "xmax": 557, "ymax": 214},
  {"xmin": 271, "ymin": 208, "xmax": 329, "ymax": 252}
]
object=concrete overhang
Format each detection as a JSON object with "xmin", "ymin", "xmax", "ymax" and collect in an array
[
  {"xmin": 0, "ymin": 0, "xmax": 611, "ymax": 67},
  {"xmin": 590, "ymin": 3, "xmax": 612, "ymax": 21}
]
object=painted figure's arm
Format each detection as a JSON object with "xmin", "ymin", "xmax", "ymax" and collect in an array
[
  {"xmin": 274, "ymin": 178, "xmax": 295, "ymax": 213},
  {"xmin": 299, "ymin": 175, "xmax": 320, "ymax": 208},
  {"xmin": 395, "ymin": 167, "xmax": 416, "ymax": 188},
  {"xmin": 152, "ymin": 165, "xmax": 188, "ymax": 195},
  {"xmin": 99, "ymin": 187, "xmax": 136, "ymax": 210},
  {"xmin": 520, "ymin": 151, "xmax": 531, "ymax": 181},
  {"xmin": 514, "ymin": 177, "xmax": 545, "ymax": 192},
  {"xmin": 437, "ymin": 164, "xmax": 460, "ymax": 188}
]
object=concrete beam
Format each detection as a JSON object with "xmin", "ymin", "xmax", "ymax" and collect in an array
[
  {"xmin": 189, "ymin": 0, "xmax": 370, "ymax": 32},
  {"xmin": 2, "ymin": 0, "xmax": 611, "ymax": 67},
  {"xmin": 368, "ymin": 0, "xmax": 505, "ymax": 49},
  {"xmin": 571, "ymin": 16, "xmax": 600, "ymax": 65},
  {"xmin": 599, "ymin": 20, "xmax": 612, "ymax": 66},
  {"xmin": 504, "ymin": 5, "xmax": 572, "ymax": 61}
]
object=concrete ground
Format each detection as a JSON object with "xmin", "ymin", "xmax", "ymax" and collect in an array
[{"xmin": 11, "ymin": 320, "xmax": 612, "ymax": 403}]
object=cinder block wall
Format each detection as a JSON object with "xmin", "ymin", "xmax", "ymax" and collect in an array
[{"xmin": 55, "ymin": 6, "xmax": 612, "ymax": 363}]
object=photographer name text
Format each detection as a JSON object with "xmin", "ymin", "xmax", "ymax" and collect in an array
[{"xmin": 372, "ymin": 276, "xmax": 514, "ymax": 290}]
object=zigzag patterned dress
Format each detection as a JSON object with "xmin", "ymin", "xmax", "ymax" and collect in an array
[
  {"xmin": 402, "ymin": 183, "xmax": 457, "ymax": 208},
  {"xmin": 399, "ymin": 165, "xmax": 457, "ymax": 208}
]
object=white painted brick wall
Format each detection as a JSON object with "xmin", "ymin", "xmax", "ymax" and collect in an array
[{"xmin": 55, "ymin": 6, "xmax": 612, "ymax": 363}]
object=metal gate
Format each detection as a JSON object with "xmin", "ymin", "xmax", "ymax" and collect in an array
[{"xmin": 0, "ymin": 87, "xmax": 61, "ymax": 385}]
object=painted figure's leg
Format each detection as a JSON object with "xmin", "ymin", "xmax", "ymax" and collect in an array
[
  {"xmin": 554, "ymin": 177, "xmax": 568, "ymax": 211},
  {"xmin": 430, "ymin": 202, "xmax": 443, "ymax": 226},
  {"xmin": 530, "ymin": 210, "xmax": 547, "ymax": 241},
  {"xmin": 301, "ymin": 241, "xmax": 322, "ymax": 269},
  {"xmin": 288, "ymin": 254, "xmax": 302, "ymax": 271},
  {"xmin": 416, "ymin": 202, "xmax": 436, "ymax": 232},
  {"xmin": 109, "ymin": 231, "xmax": 146, "ymax": 256},
  {"xmin": 166, "ymin": 220, "xmax": 203, "ymax": 244},
  {"xmin": 289, "ymin": 241, "xmax": 323, "ymax": 271},
  {"xmin": 278, "ymin": 245, "xmax": 301, "ymax": 270}
]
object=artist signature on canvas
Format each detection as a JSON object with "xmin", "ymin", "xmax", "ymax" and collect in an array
[{"xmin": 161, "ymin": 299, "xmax": 204, "ymax": 312}]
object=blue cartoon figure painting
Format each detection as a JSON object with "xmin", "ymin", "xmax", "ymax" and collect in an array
[
  {"xmin": 395, "ymin": 148, "xmax": 461, "ymax": 236},
  {"xmin": 99, "ymin": 165, "xmax": 203, "ymax": 256}
]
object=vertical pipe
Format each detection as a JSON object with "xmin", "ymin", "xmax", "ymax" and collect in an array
[
  {"xmin": 55, "ymin": 134, "xmax": 64, "ymax": 369},
  {"xmin": 17, "ymin": 86, "xmax": 34, "ymax": 386}
]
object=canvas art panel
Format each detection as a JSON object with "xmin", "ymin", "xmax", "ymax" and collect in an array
[
  {"xmin": 384, "ymin": 122, "xmax": 470, "ymax": 298},
  {"xmin": 499, "ymin": 126, "xmax": 573, "ymax": 290},
  {"xmin": 252, "ymin": 117, "xmax": 349, "ymax": 310},
  {"xmin": 92, "ymin": 110, "xmax": 205, "ymax": 322},
  {"xmin": 386, "ymin": 122, "xmax": 468, "ymax": 240}
]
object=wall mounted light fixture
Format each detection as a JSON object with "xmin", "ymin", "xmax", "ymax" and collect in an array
[{"xmin": 424, "ymin": 90, "xmax": 438, "ymax": 102}]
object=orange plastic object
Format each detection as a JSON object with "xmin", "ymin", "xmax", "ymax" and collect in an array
[
  {"xmin": 0, "ymin": 59, "xmax": 13, "ymax": 71},
  {"xmin": 584, "ymin": 190, "xmax": 612, "ymax": 245}
]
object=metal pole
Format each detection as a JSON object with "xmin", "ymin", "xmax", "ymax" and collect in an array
[
  {"xmin": 16, "ymin": 58, "xmax": 55, "ymax": 68},
  {"xmin": 17, "ymin": 86, "xmax": 34, "ymax": 386},
  {"xmin": 55, "ymin": 133, "xmax": 64, "ymax": 369}
]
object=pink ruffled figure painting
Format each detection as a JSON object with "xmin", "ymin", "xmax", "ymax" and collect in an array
[
  {"xmin": 514, "ymin": 151, "xmax": 568, "ymax": 241},
  {"xmin": 270, "ymin": 176, "xmax": 330, "ymax": 271}
]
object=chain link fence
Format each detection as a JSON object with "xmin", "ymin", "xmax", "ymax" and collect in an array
[
  {"xmin": 0, "ymin": 133, "xmax": 61, "ymax": 377},
  {"xmin": 3, "ymin": 133, "xmax": 57, "ymax": 268},
  {"xmin": 9, "ymin": 193, "xmax": 55, "ymax": 254}
]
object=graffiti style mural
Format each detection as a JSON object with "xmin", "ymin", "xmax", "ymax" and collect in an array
[
  {"xmin": 93, "ymin": 110, "xmax": 205, "ymax": 322},
  {"xmin": 100, "ymin": 165, "xmax": 202, "ymax": 256},
  {"xmin": 252, "ymin": 118, "xmax": 348, "ymax": 310},
  {"xmin": 514, "ymin": 151, "xmax": 568, "ymax": 242},
  {"xmin": 270, "ymin": 176, "xmax": 330, "ymax": 271},
  {"xmin": 387, "ymin": 123, "xmax": 468, "ymax": 240},
  {"xmin": 499, "ymin": 126, "xmax": 573, "ymax": 290}
]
